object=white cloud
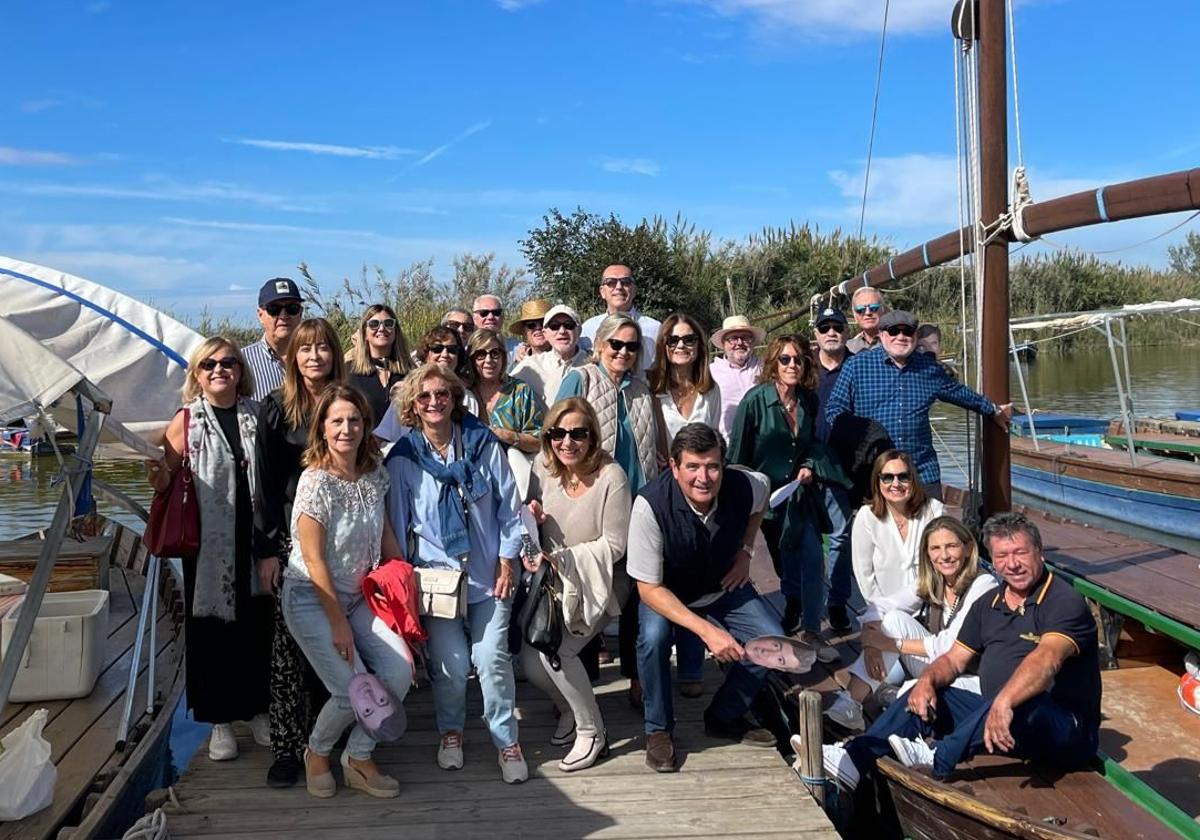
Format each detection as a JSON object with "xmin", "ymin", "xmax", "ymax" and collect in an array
[
  {"xmin": 228, "ymin": 283, "xmax": 247, "ymax": 291},
  {"xmin": 226, "ymin": 138, "xmax": 419, "ymax": 160},
  {"xmin": 496, "ymin": 0, "xmax": 544, "ymax": 10},
  {"xmin": 24, "ymin": 251, "xmax": 206, "ymax": 290},
  {"xmin": 1, "ymin": 177, "xmax": 325, "ymax": 212},
  {"xmin": 682, "ymin": 0, "xmax": 953, "ymax": 37},
  {"xmin": 0, "ymin": 146, "xmax": 81, "ymax": 166},
  {"xmin": 20, "ymin": 99, "xmax": 65, "ymax": 114},
  {"xmin": 163, "ymin": 216, "xmax": 483, "ymax": 256},
  {"xmin": 413, "ymin": 120, "xmax": 492, "ymax": 167},
  {"xmin": 602, "ymin": 158, "xmax": 661, "ymax": 177}
]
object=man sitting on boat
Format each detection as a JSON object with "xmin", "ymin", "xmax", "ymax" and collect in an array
[{"xmin": 824, "ymin": 511, "xmax": 1100, "ymax": 790}]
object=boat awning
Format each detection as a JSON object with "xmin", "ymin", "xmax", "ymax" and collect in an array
[
  {"xmin": 1010, "ymin": 299, "xmax": 1200, "ymax": 332},
  {"xmin": 0, "ymin": 256, "xmax": 203, "ymax": 448}
]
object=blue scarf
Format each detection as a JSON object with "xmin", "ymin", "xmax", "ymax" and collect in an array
[{"xmin": 388, "ymin": 413, "xmax": 494, "ymax": 560}]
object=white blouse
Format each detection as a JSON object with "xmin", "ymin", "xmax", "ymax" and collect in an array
[
  {"xmin": 656, "ymin": 383, "xmax": 723, "ymax": 445},
  {"xmin": 286, "ymin": 465, "xmax": 389, "ymax": 594},
  {"xmin": 850, "ymin": 498, "xmax": 945, "ymax": 620}
]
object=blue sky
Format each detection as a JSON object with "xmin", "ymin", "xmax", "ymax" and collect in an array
[{"xmin": 2, "ymin": 0, "xmax": 1197, "ymax": 319}]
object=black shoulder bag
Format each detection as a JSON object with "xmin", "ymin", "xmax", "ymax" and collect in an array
[{"xmin": 517, "ymin": 562, "xmax": 563, "ymax": 671}]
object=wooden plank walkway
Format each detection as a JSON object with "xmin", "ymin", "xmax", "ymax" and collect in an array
[{"xmin": 164, "ymin": 656, "xmax": 838, "ymax": 839}]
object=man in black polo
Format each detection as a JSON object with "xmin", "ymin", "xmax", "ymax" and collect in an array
[
  {"xmin": 825, "ymin": 511, "xmax": 1100, "ymax": 789},
  {"xmin": 628, "ymin": 423, "xmax": 807, "ymax": 772}
]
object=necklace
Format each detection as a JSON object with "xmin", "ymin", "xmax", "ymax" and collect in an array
[
  {"xmin": 424, "ymin": 432, "xmax": 451, "ymax": 458},
  {"xmin": 566, "ymin": 473, "xmax": 581, "ymax": 492}
]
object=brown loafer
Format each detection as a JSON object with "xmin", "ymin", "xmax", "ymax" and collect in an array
[
  {"xmin": 678, "ymin": 680, "xmax": 704, "ymax": 699},
  {"xmin": 645, "ymin": 731, "xmax": 677, "ymax": 773}
]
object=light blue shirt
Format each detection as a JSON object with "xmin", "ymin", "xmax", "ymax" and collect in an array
[{"xmin": 384, "ymin": 425, "xmax": 523, "ymax": 604}]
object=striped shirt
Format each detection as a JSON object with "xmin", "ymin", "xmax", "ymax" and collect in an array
[
  {"xmin": 242, "ymin": 337, "xmax": 285, "ymax": 402},
  {"xmin": 825, "ymin": 347, "xmax": 996, "ymax": 486}
]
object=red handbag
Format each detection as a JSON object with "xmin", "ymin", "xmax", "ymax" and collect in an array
[{"xmin": 143, "ymin": 408, "xmax": 201, "ymax": 558}]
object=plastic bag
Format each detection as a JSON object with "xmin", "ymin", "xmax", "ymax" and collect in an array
[{"xmin": 0, "ymin": 708, "xmax": 57, "ymax": 821}]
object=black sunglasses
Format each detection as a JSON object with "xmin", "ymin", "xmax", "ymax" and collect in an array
[
  {"xmin": 265, "ymin": 302, "xmax": 302, "ymax": 317},
  {"xmin": 602, "ymin": 277, "xmax": 634, "ymax": 289},
  {"xmin": 816, "ymin": 322, "xmax": 845, "ymax": 335},
  {"xmin": 665, "ymin": 334, "xmax": 699, "ymax": 348},
  {"xmin": 472, "ymin": 348, "xmax": 504, "ymax": 362},
  {"xmin": 879, "ymin": 471, "xmax": 912, "ymax": 484},
  {"xmin": 198, "ymin": 357, "xmax": 240, "ymax": 371},
  {"xmin": 474, "ymin": 308, "xmax": 503, "ymax": 318},
  {"xmin": 444, "ymin": 320, "xmax": 474, "ymax": 333},
  {"xmin": 427, "ymin": 343, "xmax": 461, "ymax": 356},
  {"xmin": 367, "ymin": 318, "xmax": 396, "ymax": 331},
  {"xmin": 606, "ymin": 338, "xmax": 640, "ymax": 354},
  {"xmin": 546, "ymin": 319, "xmax": 577, "ymax": 332},
  {"xmin": 523, "ymin": 320, "xmax": 544, "ymax": 331},
  {"xmin": 546, "ymin": 426, "xmax": 591, "ymax": 442},
  {"xmin": 777, "ymin": 353, "xmax": 802, "ymax": 367},
  {"xmin": 883, "ymin": 325, "xmax": 917, "ymax": 337}
]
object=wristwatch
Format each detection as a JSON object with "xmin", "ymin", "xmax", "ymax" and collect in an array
[
  {"xmin": 895, "ymin": 637, "xmax": 904, "ymax": 652},
  {"xmin": 740, "ymin": 543, "xmax": 754, "ymax": 557}
]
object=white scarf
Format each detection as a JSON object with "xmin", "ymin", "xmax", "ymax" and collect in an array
[{"xmin": 186, "ymin": 395, "xmax": 260, "ymax": 621}]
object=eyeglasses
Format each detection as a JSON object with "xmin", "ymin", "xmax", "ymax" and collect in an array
[
  {"xmin": 265, "ymin": 302, "xmax": 302, "ymax": 317},
  {"xmin": 427, "ymin": 344, "xmax": 461, "ymax": 356},
  {"xmin": 546, "ymin": 426, "xmax": 591, "ymax": 442},
  {"xmin": 474, "ymin": 308, "xmax": 503, "ymax": 319},
  {"xmin": 777, "ymin": 354, "xmax": 802, "ymax": 367},
  {"xmin": 522, "ymin": 320, "xmax": 544, "ymax": 331},
  {"xmin": 444, "ymin": 320, "xmax": 474, "ymax": 333},
  {"xmin": 606, "ymin": 338, "xmax": 640, "ymax": 354},
  {"xmin": 602, "ymin": 277, "xmax": 634, "ymax": 289},
  {"xmin": 367, "ymin": 318, "xmax": 396, "ymax": 331},
  {"xmin": 854, "ymin": 303, "xmax": 882, "ymax": 315},
  {"xmin": 816, "ymin": 323, "xmax": 845, "ymax": 335},
  {"xmin": 665, "ymin": 334, "xmax": 699, "ymax": 348},
  {"xmin": 724, "ymin": 333, "xmax": 753, "ymax": 344},
  {"xmin": 883, "ymin": 325, "xmax": 917, "ymax": 338},
  {"xmin": 472, "ymin": 348, "xmax": 504, "ymax": 362},
  {"xmin": 198, "ymin": 357, "xmax": 239, "ymax": 371},
  {"xmin": 546, "ymin": 319, "xmax": 577, "ymax": 332},
  {"xmin": 416, "ymin": 389, "xmax": 451, "ymax": 405},
  {"xmin": 879, "ymin": 471, "xmax": 912, "ymax": 485}
]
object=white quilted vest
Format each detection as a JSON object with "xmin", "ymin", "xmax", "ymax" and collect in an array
[{"xmin": 578, "ymin": 365, "xmax": 658, "ymax": 482}]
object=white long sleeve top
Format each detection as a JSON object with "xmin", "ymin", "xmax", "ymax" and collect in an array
[{"xmin": 850, "ymin": 498, "xmax": 945, "ymax": 619}]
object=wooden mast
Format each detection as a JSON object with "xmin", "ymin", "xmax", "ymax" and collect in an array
[{"xmin": 979, "ymin": 0, "xmax": 1011, "ymax": 515}]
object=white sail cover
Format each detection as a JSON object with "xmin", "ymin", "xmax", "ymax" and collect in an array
[
  {"xmin": 1010, "ymin": 299, "xmax": 1200, "ymax": 332},
  {"xmin": 0, "ymin": 316, "xmax": 84, "ymax": 426},
  {"xmin": 0, "ymin": 256, "xmax": 204, "ymax": 446}
]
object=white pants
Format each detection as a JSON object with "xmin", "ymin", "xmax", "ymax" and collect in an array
[{"xmin": 848, "ymin": 610, "xmax": 980, "ymax": 695}]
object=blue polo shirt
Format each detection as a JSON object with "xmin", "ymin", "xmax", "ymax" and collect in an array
[{"xmin": 955, "ymin": 568, "xmax": 1101, "ymax": 731}]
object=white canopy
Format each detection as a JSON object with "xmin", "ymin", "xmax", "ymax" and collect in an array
[
  {"xmin": 1010, "ymin": 298, "xmax": 1200, "ymax": 332},
  {"xmin": 0, "ymin": 256, "xmax": 204, "ymax": 447}
]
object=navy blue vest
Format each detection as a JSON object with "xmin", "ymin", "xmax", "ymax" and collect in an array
[{"xmin": 640, "ymin": 468, "xmax": 753, "ymax": 606}]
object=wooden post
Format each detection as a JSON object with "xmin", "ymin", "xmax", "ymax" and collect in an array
[
  {"xmin": 795, "ymin": 689, "xmax": 826, "ymax": 808},
  {"xmin": 978, "ymin": 0, "xmax": 1011, "ymax": 516}
]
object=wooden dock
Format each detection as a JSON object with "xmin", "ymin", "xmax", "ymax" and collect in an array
[{"xmin": 164, "ymin": 657, "xmax": 838, "ymax": 839}]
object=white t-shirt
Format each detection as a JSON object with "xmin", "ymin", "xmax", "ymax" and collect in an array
[
  {"xmin": 580, "ymin": 309, "xmax": 661, "ymax": 372},
  {"xmin": 656, "ymin": 385, "xmax": 723, "ymax": 445}
]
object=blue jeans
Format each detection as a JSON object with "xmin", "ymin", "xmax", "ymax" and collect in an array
[
  {"xmin": 637, "ymin": 584, "xmax": 783, "ymax": 735},
  {"xmin": 425, "ymin": 596, "xmax": 519, "ymax": 748},
  {"xmin": 762, "ymin": 517, "xmax": 826, "ymax": 633},
  {"xmin": 821, "ymin": 483, "xmax": 853, "ymax": 610},
  {"xmin": 846, "ymin": 687, "xmax": 1098, "ymax": 780},
  {"xmin": 281, "ymin": 580, "xmax": 413, "ymax": 760}
]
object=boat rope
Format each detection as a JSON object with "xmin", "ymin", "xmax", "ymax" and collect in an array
[
  {"xmin": 1038, "ymin": 209, "xmax": 1200, "ymax": 256},
  {"xmin": 120, "ymin": 807, "xmax": 169, "ymax": 840},
  {"xmin": 855, "ymin": 0, "xmax": 891, "ymax": 246},
  {"xmin": 1006, "ymin": 0, "xmax": 1025, "ymax": 171}
]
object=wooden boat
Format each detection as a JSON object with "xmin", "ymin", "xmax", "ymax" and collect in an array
[{"xmin": 1104, "ymin": 418, "xmax": 1200, "ymax": 462}]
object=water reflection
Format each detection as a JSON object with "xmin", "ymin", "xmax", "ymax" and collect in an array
[{"xmin": 0, "ymin": 456, "xmax": 154, "ymax": 539}]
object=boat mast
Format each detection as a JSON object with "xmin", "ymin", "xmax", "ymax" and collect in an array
[{"xmin": 978, "ymin": 0, "xmax": 1011, "ymax": 515}]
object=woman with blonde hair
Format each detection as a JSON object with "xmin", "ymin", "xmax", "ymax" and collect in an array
[
  {"xmin": 347, "ymin": 304, "xmax": 412, "ymax": 427},
  {"xmin": 523, "ymin": 397, "xmax": 630, "ymax": 771},
  {"xmin": 253, "ymin": 316, "xmax": 346, "ymax": 788},
  {"xmin": 147, "ymin": 337, "xmax": 272, "ymax": 763}
]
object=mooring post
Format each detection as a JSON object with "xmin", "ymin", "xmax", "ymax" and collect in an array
[{"xmin": 796, "ymin": 689, "xmax": 826, "ymax": 808}]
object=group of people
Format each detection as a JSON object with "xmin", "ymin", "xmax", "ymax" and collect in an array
[{"xmin": 148, "ymin": 268, "xmax": 1103, "ymax": 804}]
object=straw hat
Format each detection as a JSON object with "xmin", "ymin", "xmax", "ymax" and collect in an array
[
  {"xmin": 710, "ymin": 315, "xmax": 766, "ymax": 348},
  {"xmin": 509, "ymin": 299, "xmax": 552, "ymax": 336}
]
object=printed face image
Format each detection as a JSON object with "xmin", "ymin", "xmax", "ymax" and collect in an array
[{"xmin": 744, "ymin": 636, "xmax": 817, "ymax": 674}]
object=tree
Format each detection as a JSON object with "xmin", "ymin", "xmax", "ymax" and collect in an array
[{"xmin": 1168, "ymin": 231, "xmax": 1200, "ymax": 279}]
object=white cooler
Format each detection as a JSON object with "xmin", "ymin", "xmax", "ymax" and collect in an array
[{"xmin": 1, "ymin": 589, "xmax": 109, "ymax": 702}]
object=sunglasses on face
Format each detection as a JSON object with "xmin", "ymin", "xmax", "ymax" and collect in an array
[
  {"xmin": 474, "ymin": 308, "xmax": 503, "ymax": 318},
  {"xmin": 777, "ymin": 354, "xmax": 802, "ymax": 367},
  {"xmin": 606, "ymin": 338, "xmax": 640, "ymax": 354},
  {"xmin": 879, "ymin": 471, "xmax": 912, "ymax": 485},
  {"xmin": 854, "ymin": 303, "xmax": 882, "ymax": 314},
  {"xmin": 523, "ymin": 320, "xmax": 544, "ymax": 331},
  {"xmin": 546, "ymin": 319, "xmax": 577, "ymax": 332},
  {"xmin": 472, "ymin": 348, "xmax": 504, "ymax": 362},
  {"xmin": 444, "ymin": 320, "xmax": 474, "ymax": 333},
  {"xmin": 724, "ymin": 333, "xmax": 753, "ymax": 344},
  {"xmin": 665, "ymin": 333, "xmax": 699, "ymax": 348},
  {"xmin": 883, "ymin": 325, "xmax": 917, "ymax": 338},
  {"xmin": 427, "ymin": 344, "xmax": 461, "ymax": 356},
  {"xmin": 265, "ymin": 302, "xmax": 302, "ymax": 317},
  {"xmin": 416, "ymin": 389, "xmax": 451, "ymax": 405},
  {"xmin": 198, "ymin": 357, "xmax": 240, "ymax": 372},
  {"xmin": 546, "ymin": 426, "xmax": 591, "ymax": 442},
  {"xmin": 367, "ymin": 318, "xmax": 396, "ymax": 331},
  {"xmin": 602, "ymin": 277, "xmax": 634, "ymax": 289},
  {"xmin": 816, "ymin": 323, "xmax": 845, "ymax": 335}
]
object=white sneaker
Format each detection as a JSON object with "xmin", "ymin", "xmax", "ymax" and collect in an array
[
  {"xmin": 820, "ymin": 742, "xmax": 861, "ymax": 792},
  {"xmin": 498, "ymin": 743, "xmax": 529, "ymax": 784},
  {"xmin": 824, "ymin": 690, "xmax": 865, "ymax": 732},
  {"xmin": 888, "ymin": 733, "xmax": 936, "ymax": 768},
  {"xmin": 208, "ymin": 723, "xmax": 238, "ymax": 761},
  {"xmin": 437, "ymin": 731, "xmax": 464, "ymax": 770},
  {"xmin": 550, "ymin": 713, "xmax": 576, "ymax": 747},
  {"xmin": 247, "ymin": 713, "xmax": 271, "ymax": 748}
]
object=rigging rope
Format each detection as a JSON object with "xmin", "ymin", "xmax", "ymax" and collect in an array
[
  {"xmin": 1006, "ymin": 0, "xmax": 1025, "ymax": 170},
  {"xmin": 856, "ymin": 0, "xmax": 892, "ymax": 245},
  {"xmin": 1038, "ymin": 210, "xmax": 1200, "ymax": 256}
]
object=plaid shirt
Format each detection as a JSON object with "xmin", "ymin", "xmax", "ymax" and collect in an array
[{"xmin": 825, "ymin": 347, "xmax": 996, "ymax": 485}]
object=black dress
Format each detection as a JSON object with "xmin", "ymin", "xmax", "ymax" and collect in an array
[
  {"xmin": 349, "ymin": 367, "xmax": 405, "ymax": 431},
  {"xmin": 182, "ymin": 403, "xmax": 273, "ymax": 724}
]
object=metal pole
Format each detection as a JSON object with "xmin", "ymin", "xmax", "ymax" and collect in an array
[
  {"xmin": 1009, "ymin": 326, "xmax": 1039, "ymax": 452},
  {"xmin": 116, "ymin": 552, "xmax": 157, "ymax": 750},
  {"xmin": 979, "ymin": 0, "xmax": 1011, "ymax": 516},
  {"xmin": 1118, "ymin": 317, "xmax": 1136, "ymax": 418},
  {"xmin": 0, "ymin": 399, "xmax": 107, "ymax": 710},
  {"xmin": 145, "ymin": 556, "xmax": 159, "ymax": 715},
  {"xmin": 1104, "ymin": 317, "xmax": 1138, "ymax": 467}
]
